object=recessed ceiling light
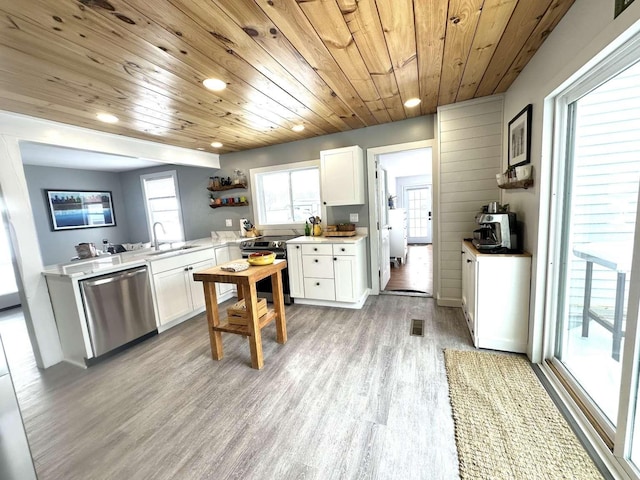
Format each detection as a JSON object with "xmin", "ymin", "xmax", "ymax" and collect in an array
[
  {"xmin": 96, "ymin": 113, "xmax": 119, "ymax": 123},
  {"xmin": 203, "ymin": 78, "xmax": 226, "ymax": 91},
  {"xmin": 292, "ymin": 124, "xmax": 305, "ymax": 132},
  {"xmin": 210, "ymin": 142, "xmax": 223, "ymax": 148},
  {"xmin": 404, "ymin": 98, "xmax": 421, "ymax": 108},
  {"xmin": 197, "ymin": 147, "xmax": 205, "ymax": 151}
]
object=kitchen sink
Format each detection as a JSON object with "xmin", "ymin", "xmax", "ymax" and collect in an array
[{"xmin": 145, "ymin": 245, "xmax": 200, "ymax": 256}]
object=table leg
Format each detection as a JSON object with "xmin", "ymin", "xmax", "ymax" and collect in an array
[
  {"xmin": 612, "ymin": 272, "xmax": 626, "ymax": 361},
  {"xmin": 582, "ymin": 261, "xmax": 593, "ymax": 338},
  {"xmin": 243, "ymin": 281, "xmax": 264, "ymax": 369},
  {"xmin": 271, "ymin": 271, "xmax": 287, "ymax": 344},
  {"xmin": 203, "ymin": 282, "xmax": 223, "ymax": 360}
]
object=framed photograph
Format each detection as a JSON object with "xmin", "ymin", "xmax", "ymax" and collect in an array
[
  {"xmin": 615, "ymin": 0, "xmax": 635, "ymax": 18},
  {"xmin": 508, "ymin": 104, "xmax": 532, "ymax": 168},
  {"xmin": 45, "ymin": 189, "xmax": 116, "ymax": 231}
]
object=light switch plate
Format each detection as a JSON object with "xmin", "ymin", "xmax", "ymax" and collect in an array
[
  {"xmin": 225, "ymin": 219, "xmax": 233, "ymax": 227},
  {"xmin": 349, "ymin": 213, "xmax": 359, "ymax": 223}
]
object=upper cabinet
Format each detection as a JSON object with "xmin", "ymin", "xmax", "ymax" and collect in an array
[{"xmin": 320, "ymin": 145, "xmax": 365, "ymax": 206}]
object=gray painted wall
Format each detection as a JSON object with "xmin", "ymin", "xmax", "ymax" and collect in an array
[
  {"xmin": 26, "ymin": 116, "xmax": 434, "ymax": 264},
  {"xmin": 220, "ymin": 116, "xmax": 435, "ymax": 229},
  {"xmin": 119, "ymin": 164, "xmax": 219, "ymax": 243},
  {"xmin": 25, "ymin": 163, "xmax": 217, "ymax": 264},
  {"xmin": 24, "ymin": 165, "xmax": 132, "ymax": 265}
]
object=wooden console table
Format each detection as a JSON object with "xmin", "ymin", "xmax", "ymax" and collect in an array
[{"xmin": 193, "ymin": 259, "xmax": 287, "ymax": 369}]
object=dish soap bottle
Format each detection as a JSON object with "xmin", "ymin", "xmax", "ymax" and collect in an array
[{"xmin": 304, "ymin": 221, "xmax": 311, "ymax": 236}]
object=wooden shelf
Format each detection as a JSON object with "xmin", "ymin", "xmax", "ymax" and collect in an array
[
  {"xmin": 498, "ymin": 179, "xmax": 533, "ymax": 189},
  {"xmin": 207, "ymin": 182, "xmax": 247, "ymax": 192},
  {"xmin": 211, "ymin": 310, "xmax": 276, "ymax": 335},
  {"xmin": 209, "ymin": 201, "xmax": 249, "ymax": 208}
]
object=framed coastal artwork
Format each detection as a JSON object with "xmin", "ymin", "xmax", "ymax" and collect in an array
[{"xmin": 45, "ymin": 189, "xmax": 116, "ymax": 231}]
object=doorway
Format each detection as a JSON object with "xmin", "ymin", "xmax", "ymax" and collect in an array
[
  {"xmin": 0, "ymin": 192, "xmax": 19, "ymax": 310},
  {"xmin": 367, "ymin": 141, "xmax": 434, "ymax": 296}
]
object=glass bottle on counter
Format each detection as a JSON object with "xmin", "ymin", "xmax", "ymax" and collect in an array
[{"xmin": 304, "ymin": 221, "xmax": 311, "ymax": 236}]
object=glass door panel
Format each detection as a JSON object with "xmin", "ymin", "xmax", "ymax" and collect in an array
[
  {"xmin": 555, "ymin": 60, "xmax": 640, "ymax": 431},
  {"xmin": 405, "ymin": 186, "xmax": 432, "ymax": 243}
]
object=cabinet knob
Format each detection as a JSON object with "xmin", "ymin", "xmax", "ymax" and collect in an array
[
  {"xmin": 341, "ymin": 248, "xmax": 345, "ymax": 251},
  {"xmin": 189, "ymin": 266, "xmax": 193, "ymax": 270},
  {"xmin": 313, "ymin": 247, "xmax": 318, "ymax": 251},
  {"xmin": 316, "ymin": 282, "xmax": 320, "ymax": 286},
  {"xmin": 466, "ymin": 259, "xmax": 472, "ymax": 263},
  {"xmin": 333, "ymin": 257, "xmax": 337, "ymax": 261},
  {"xmin": 184, "ymin": 267, "xmax": 189, "ymax": 271},
  {"xmin": 296, "ymin": 245, "xmax": 300, "ymax": 249},
  {"xmin": 323, "ymin": 201, "xmax": 327, "ymax": 205},
  {"xmin": 314, "ymin": 259, "xmax": 318, "ymax": 263}
]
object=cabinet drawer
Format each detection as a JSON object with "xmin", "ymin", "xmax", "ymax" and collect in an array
[
  {"xmin": 149, "ymin": 248, "xmax": 215, "ymax": 274},
  {"xmin": 303, "ymin": 278, "xmax": 336, "ymax": 301},
  {"xmin": 302, "ymin": 255, "xmax": 334, "ymax": 278},
  {"xmin": 301, "ymin": 244, "xmax": 333, "ymax": 256},
  {"xmin": 332, "ymin": 243, "xmax": 355, "ymax": 256}
]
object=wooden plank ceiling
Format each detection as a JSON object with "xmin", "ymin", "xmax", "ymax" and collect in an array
[{"xmin": 0, "ymin": 0, "xmax": 575, "ymax": 154}]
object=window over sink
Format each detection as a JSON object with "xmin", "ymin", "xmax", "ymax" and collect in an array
[
  {"xmin": 140, "ymin": 170, "xmax": 185, "ymax": 243},
  {"xmin": 250, "ymin": 160, "xmax": 322, "ymax": 227}
]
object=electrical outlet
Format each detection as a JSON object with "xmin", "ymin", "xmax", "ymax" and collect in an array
[
  {"xmin": 349, "ymin": 213, "xmax": 359, "ymax": 223},
  {"xmin": 225, "ymin": 219, "xmax": 233, "ymax": 227}
]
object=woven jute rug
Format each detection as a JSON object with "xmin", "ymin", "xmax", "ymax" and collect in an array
[{"xmin": 444, "ymin": 349, "xmax": 604, "ymax": 480}]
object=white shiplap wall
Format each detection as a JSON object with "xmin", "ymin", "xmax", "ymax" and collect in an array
[{"xmin": 437, "ymin": 96, "xmax": 503, "ymax": 304}]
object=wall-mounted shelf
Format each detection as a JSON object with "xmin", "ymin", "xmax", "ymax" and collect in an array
[
  {"xmin": 209, "ymin": 202, "xmax": 249, "ymax": 209},
  {"xmin": 498, "ymin": 179, "xmax": 534, "ymax": 190},
  {"xmin": 207, "ymin": 182, "xmax": 247, "ymax": 192}
]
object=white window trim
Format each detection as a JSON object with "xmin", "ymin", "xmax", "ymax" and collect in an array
[
  {"xmin": 140, "ymin": 170, "xmax": 185, "ymax": 243},
  {"xmin": 249, "ymin": 159, "xmax": 324, "ymax": 230},
  {"xmin": 540, "ymin": 31, "xmax": 640, "ymax": 479}
]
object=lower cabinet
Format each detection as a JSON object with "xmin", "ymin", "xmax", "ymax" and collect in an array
[
  {"xmin": 151, "ymin": 249, "xmax": 216, "ymax": 327},
  {"xmin": 150, "ymin": 245, "xmax": 237, "ymax": 329},
  {"xmin": 287, "ymin": 236, "xmax": 368, "ymax": 308},
  {"xmin": 461, "ymin": 241, "xmax": 531, "ymax": 353}
]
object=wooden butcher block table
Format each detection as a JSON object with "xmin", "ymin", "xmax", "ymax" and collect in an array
[{"xmin": 193, "ymin": 259, "xmax": 287, "ymax": 369}]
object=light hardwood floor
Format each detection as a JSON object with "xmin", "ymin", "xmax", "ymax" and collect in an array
[
  {"xmin": 385, "ymin": 245, "xmax": 433, "ymax": 294},
  {"xmin": 3, "ymin": 295, "xmax": 474, "ymax": 480}
]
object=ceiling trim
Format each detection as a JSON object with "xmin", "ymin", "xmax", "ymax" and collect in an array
[{"xmin": 0, "ymin": 110, "xmax": 220, "ymax": 169}]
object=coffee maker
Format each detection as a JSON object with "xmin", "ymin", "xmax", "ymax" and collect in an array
[{"xmin": 472, "ymin": 211, "xmax": 519, "ymax": 252}]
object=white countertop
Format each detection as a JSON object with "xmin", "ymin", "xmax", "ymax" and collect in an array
[
  {"xmin": 42, "ymin": 237, "xmax": 246, "ymax": 279},
  {"xmin": 287, "ymin": 234, "xmax": 367, "ymax": 244}
]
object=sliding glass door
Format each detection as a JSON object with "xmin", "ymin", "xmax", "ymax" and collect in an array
[{"xmin": 550, "ymin": 48, "xmax": 640, "ymax": 470}]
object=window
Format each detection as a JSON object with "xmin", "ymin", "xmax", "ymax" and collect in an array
[
  {"xmin": 250, "ymin": 160, "xmax": 322, "ymax": 227},
  {"xmin": 140, "ymin": 171, "xmax": 184, "ymax": 243}
]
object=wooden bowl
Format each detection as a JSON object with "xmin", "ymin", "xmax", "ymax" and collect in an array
[{"xmin": 247, "ymin": 251, "xmax": 276, "ymax": 265}]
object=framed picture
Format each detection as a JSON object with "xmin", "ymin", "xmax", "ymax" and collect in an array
[
  {"xmin": 508, "ymin": 104, "xmax": 532, "ymax": 168},
  {"xmin": 615, "ymin": 0, "xmax": 635, "ymax": 18},
  {"xmin": 45, "ymin": 189, "xmax": 116, "ymax": 231}
]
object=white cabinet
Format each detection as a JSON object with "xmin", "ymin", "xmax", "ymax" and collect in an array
[
  {"xmin": 461, "ymin": 241, "xmax": 531, "ymax": 353},
  {"xmin": 287, "ymin": 243, "xmax": 305, "ymax": 298},
  {"xmin": 150, "ymin": 248, "xmax": 216, "ymax": 327},
  {"xmin": 320, "ymin": 145, "xmax": 365, "ymax": 205},
  {"xmin": 287, "ymin": 237, "xmax": 368, "ymax": 308},
  {"xmin": 213, "ymin": 245, "xmax": 234, "ymax": 298},
  {"xmin": 389, "ymin": 209, "xmax": 407, "ymax": 263}
]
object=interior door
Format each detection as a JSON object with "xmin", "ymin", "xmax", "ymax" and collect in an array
[
  {"xmin": 378, "ymin": 166, "xmax": 390, "ymax": 289},
  {"xmin": 404, "ymin": 185, "xmax": 432, "ymax": 244}
]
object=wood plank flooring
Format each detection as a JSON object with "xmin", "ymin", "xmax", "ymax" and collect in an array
[
  {"xmin": 385, "ymin": 245, "xmax": 433, "ymax": 294},
  {"xmin": 3, "ymin": 295, "xmax": 474, "ymax": 480}
]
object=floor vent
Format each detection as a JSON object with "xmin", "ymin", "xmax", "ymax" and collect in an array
[{"xmin": 410, "ymin": 319, "xmax": 425, "ymax": 337}]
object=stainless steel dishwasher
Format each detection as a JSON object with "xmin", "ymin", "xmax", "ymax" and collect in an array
[{"xmin": 80, "ymin": 266, "xmax": 157, "ymax": 360}]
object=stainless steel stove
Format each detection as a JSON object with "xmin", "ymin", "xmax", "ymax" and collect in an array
[
  {"xmin": 240, "ymin": 235, "xmax": 297, "ymax": 303},
  {"xmin": 239, "ymin": 235, "xmax": 294, "ymax": 258}
]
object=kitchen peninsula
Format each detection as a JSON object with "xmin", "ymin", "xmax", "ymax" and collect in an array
[{"xmin": 42, "ymin": 236, "xmax": 244, "ymax": 367}]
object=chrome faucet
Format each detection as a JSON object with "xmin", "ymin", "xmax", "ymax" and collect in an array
[{"xmin": 152, "ymin": 222, "xmax": 165, "ymax": 250}]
